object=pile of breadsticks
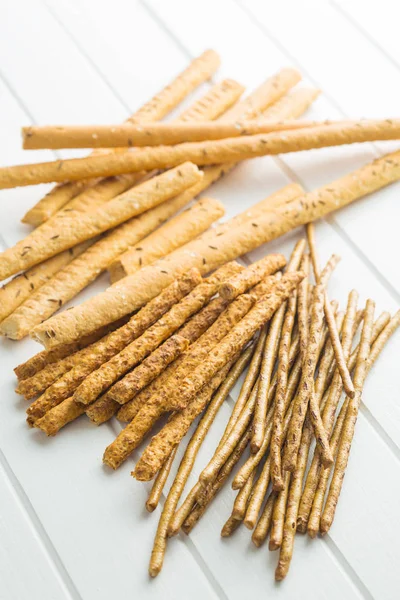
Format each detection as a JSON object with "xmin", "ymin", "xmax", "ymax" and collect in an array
[{"xmin": 3, "ymin": 49, "xmax": 400, "ymax": 581}]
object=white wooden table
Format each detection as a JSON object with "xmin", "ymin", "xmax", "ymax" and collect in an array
[{"xmin": 1, "ymin": 1, "xmax": 400, "ymax": 598}]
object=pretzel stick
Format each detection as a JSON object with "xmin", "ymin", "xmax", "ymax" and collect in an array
[
  {"xmin": 296, "ymin": 289, "xmax": 359, "ymax": 532},
  {"xmin": 21, "ymin": 49, "xmax": 221, "ymax": 225},
  {"xmin": 306, "ymin": 223, "xmax": 355, "ymax": 398},
  {"xmin": 146, "ymin": 448, "xmax": 177, "ymax": 512},
  {"xmin": 0, "ymin": 163, "xmax": 202, "ymax": 282},
  {"xmin": 2, "ymin": 197, "xmax": 224, "ymax": 339},
  {"xmin": 269, "ymin": 470, "xmax": 290, "ymax": 550},
  {"xmin": 251, "ymin": 491, "xmax": 277, "ymax": 547},
  {"xmin": 309, "ymin": 310, "xmax": 400, "ymax": 536},
  {"xmin": 147, "ymin": 353, "xmax": 249, "ymax": 576},
  {"xmin": 320, "ymin": 299, "xmax": 375, "ymax": 534},
  {"xmin": 275, "ymin": 422, "xmax": 312, "ymax": 580}
]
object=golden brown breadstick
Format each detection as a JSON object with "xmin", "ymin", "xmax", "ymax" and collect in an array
[
  {"xmin": 2, "ymin": 197, "xmax": 224, "ymax": 339},
  {"xmin": 8, "ymin": 120, "xmax": 400, "ymax": 187},
  {"xmin": 251, "ymin": 492, "xmax": 277, "ymax": 547},
  {"xmin": 221, "ymin": 515, "xmax": 242, "ymax": 537},
  {"xmin": 21, "ymin": 49, "xmax": 222, "ymax": 225},
  {"xmin": 231, "ymin": 471, "xmax": 256, "ymax": 521},
  {"xmin": 146, "ymin": 448, "xmax": 177, "ymax": 513},
  {"xmin": 34, "ymin": 396, "xmax": 85, "ymax": 436},
  {"xmin": 269, "ymin": 470, "xmax": 290, "ymax": 551},
  {"xmin": 0, "ymin": 240, "xmax": 93, "ymax": 323},
  {"xmin": 262, "ymin": 88, "xmax": 320, "ymax": 119},
  {"xmin": 147, "ymin": 353, "xmax": 249, "ymax": 577},
  {"xmin": 0, "ymin": 163, "xmax": 202, "ymax": 282},
  {"xmin": 297, "ymin": 253, "xmax": 310, "ymax": 364},
  {"xmin": 108, "ymin": 197, "xmax": 225, "ymax": 281},
  {"xmin": 219, "ymin": 255, "xmax": 286, "ymax": 300},
  {"xmin": 31, "ymin": 185, "xmax": 302, "ymax": 349},
  {"xmin": 321, "ymin": 299, "xmax": 375, "ymax": 534}
]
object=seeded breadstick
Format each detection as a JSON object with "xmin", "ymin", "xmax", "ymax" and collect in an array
[
  {"xmin": 0, "ymin": 240, "xmax": 92, "ymax": 323},
  {"xmin": 0, "ymin": 163, "xmax": 202, "ymax": 282},
  {"xmin": 275, "ymin": 423, "xmax": 312, "ymax": 580},
  {"xmin": 321, "ymin": 299, "xmax": 375, "ymax": 534},
  {"xmin": 146, "ymin": 448, "xmax": 177, "ymax": 513},
  {"xmin": 30, "ymin": 185, "xmax": 303, "ymax": 348},
  {"xmin": 269, "ymin": 470, "xmax": 290, "ymax": 551},
  {"xmin": 262, "ymin": 88, "xmax": 320, "ymax": 120},
  {"xmin": 2, "ymin": 197, "xmax": 224, "ymax": 339},
  {"xmin": 219, "ymin": 255, "xmax": 286, "ymax": 300},
  {"xmin": 297, "ymin": 253, "xmax": 310, "ymax": 364},
  {"xmin": 34, "ymin": 396, "xmax": 85, "ymax": 436},
  {"xmin": 78, "ymin": 264, "xmax": 237, "ymax": 406},
  {"xmin": 251, "ymin": 492, "xmax": 277, "ymax": 547},
  {"xmin": 147, "ymin": 354, "xmax": 249, "ymax": 577},
  {"xmin": 108, "ymin": 197, "xmax": 225, "ymax": 282},
  {"xmin": 21, "ymin": 49, "xmax": 222, "ymax": 225},
  {"xmin": 25, "ymin": 271, "xmax": 201, "ymax": 422}
]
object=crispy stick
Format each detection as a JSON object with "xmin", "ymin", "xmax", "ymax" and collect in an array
[
  {"xmin": 22, "ymin": 49, "xmax": 222, "ymax": 225},
  {"xmin": 306, "ymin": 223, "xmax": 355, "ymax": 398},
  {"xmin": 320, "ymin": 299, "xmax": 375, "ymax": 534},
  {"xmin": 8, "ymin": 120, "xmax": 400, "ymax": 187},
  {"xmin": 296, "ymin": 289, "xmax": 360, "ymax": 532},
  {"xmin": 269, "ymin": 470, "xmax": 290, "ymax": 550},
  {"xmin": 25, "ymin": 270, "xmax": 202, "ymax": 423},
  {"xmin": 297, "ymin": 253, "xmax": 310, "ymax": 364},
  {"xmin": 221, "ymin": 515, "xmax": 242, "ymax": 537},
  {"xmin": 34, "ymin": 396, "xmax": 85, "ymax": 436},
  {"xmin": 147, "ymin": 352, "xmax": 249, "ymax": 576},
  {"xmin": 262, "ymin": 88, "xmax": 319, "ymax": 119},
  {"xmin": 251, "ymin": 491, "xmax": 277, "ymax": 547},
  {"xmin": 275, "ymin": 422, "xmax": 313, "ymax": 580},
  {"xmin": 309, "ymin": 310, "xmax": 400, "ymax": 536},
  {"xmin": 219, "ymin": 255, "xmax": 286, "ymax": 300},
  {"xmin": 231, "ymin": 470, "xmax": 256, "ymax": 521},
  {"xmin": 0, "ymin": 163, "xmax": 202, "ymax": 282},
  {"xmin": 31, "ymin": 184, "xmax": 303, "ymax": 349},
  {"xmin": 146, "ymin": 448, "xmax": 177, "ymax": 513},
  {"xmin": 2, "ymin": 198, "xmax": 224, "ymax": 339}
]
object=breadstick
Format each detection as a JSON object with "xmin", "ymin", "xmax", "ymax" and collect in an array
[
  {"xmin": 0, "ymin": 240, "xmax": 92, "ymax": 323},
  {"xmin": 251, "ymin": 492, "xmax": 277, "ymax": 547},
  {"xmin": 262, "ymin": 88, "xmax": 320, "ymax": 119},
  {"xmin": 8, "ymin": 120, "xmax": 400, "ymax": 187},
  {"xmin": 320, "ymin": 299, "xmax": 375, "ymax": 534},
  {"xmin": 25, "ymin": 271, "xmax": 200, "ymax": 422},
  {"xmin": 297, "ymin": 253, "xmax": 310, "ymax": 364},
  {"xmin": 0, "ymin": 163, "xmax": 202, "ymax": 282},
  {"xmin": 108, "ymin": 197, "xmax": 225, "ymax": 282},
  {"xmin": 146, "ymin": 448, "xmax": 177, "ymax": 513},
  {"xmin": 269, "ymin": 470, "xmax": 290, "ymax": 551},
  {"xmin": 221, "ymin": 515, "xmax": 242, "ymax": 537},
  {"xmin": 31, "ymin": 185, "xmax": 302, "ymax": 348},
  {"xmin": 21, "ymin": 49, "xmax": 221, "ymax": 225},
  {"xmin": 1, "ymin": 197, "xmax": 224, "ymax": 339},
  {"xmin": 275, "ymin": 423, "xmax": 312, "ymax": 580},
  {"xmin": 231, "ymin": 471, "xmax": 256, "ymax": 521},
  {"xmin": 76, "ymin": 264, "xmax": 235, "ymax": 406},
  {"xmin": 219, "ymin": 255, "xmax": 286, "ymax": 300},
  {"xmin": 34, "ymin": 396, "xmax": 85, "ymax": 436},
  {"xmin": 147, "ymin": 354, "xmax": 249, "ymax": 577}
]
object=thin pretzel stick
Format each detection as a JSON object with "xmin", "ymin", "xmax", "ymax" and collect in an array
[
  {"xmin": 251, "ymin": 491, "xmax": 277, "ymax": 547},
  {"xmin": 320, "ymin": 299, "xmax": 375, "ymax": 534},
  {"xmin": 269, "ymin": 470, "xmax": 290, "ymax": 550},
  {"xmin": 275, "ymin": 421, "xmax": 312, "ymax": 580},
  {"xmin": 231, "ymin": 470, "xmax": 256, "ymax": 521},
  {"xmin": 307, "ymin": 223, "xmax": 355, "ymax": 398},
  {"xmin": 297, "ymin": 253, "xmax": 310, "ymax": 364},
  {"xmin": 146, "ymin": 448, "xmax": 177, "ymax": 513}
]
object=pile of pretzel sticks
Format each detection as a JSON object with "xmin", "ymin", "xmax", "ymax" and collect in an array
[{"xmin": 2, "ymin": 49, "xmax": 400, "ymax": 581}]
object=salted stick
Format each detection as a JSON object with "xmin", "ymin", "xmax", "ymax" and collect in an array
[
  {"xmin": 1, "ymin": 197, "xmax": 224, "ymax": 339},
  {"xmin": 320, "ymin": 299, "xmax": 376, "ymax": 534},
  {"xmin": 0, "ymin": 163, "xmax": 202, "ymax": 282},
  {"xmin": 7, "ymin": 119, "xmax": 400, "ymax": 187},
  {"xmin": 31, "ymin": 184, "xmax": 303, "ymax": 349},
  {"xmin": 107, "ymin": 197, "xmax": 225, "ymax": 282},
  {"xmin": 148, "ymin": 352, "xmax": 250, "ymax": 577},
  {"xmin": 22, "ymin": 49, "xmax": 222, "ymax": 225}
]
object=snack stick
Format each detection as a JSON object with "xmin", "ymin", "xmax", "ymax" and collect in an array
[
  {"xmin": 251, "ymin": 491, "xmax": 277, "ymax": 547},
  {"xmin": 34, "ymin": 396, "xmax": 85, "ymax": 436},
  {"xmin": 253, "ymin": 240, "xmax": 305, "ymax": 454},
  {"xmin": 8, "ymin": 119, "xmax": 400, "ymax": 187},
  {"xmin": 269, "ymin": 470, "xmax": 290, "ymax": 551},
  {"xmin": 297, "ymin": 308, "xmax": 388, "ymax": 533},
  {"xmin": 24, "ymin": 118, "xmax": 342, "ymax": 149},
  {"xmin": 221, "ymin": 515, "xmax": 242, "ymax": 537},
  {"xmin": 1, "ymin": 197, "xmax": 224, "ymax": 339},
  {"xmin": 108, "ymin": 197, "xmax": 225, "ymax": 282},
  {"xmin": 147, "ymin": 353, "xmax": 249, "ymax": 578},
  {"xmin": 25, "ymin": 271, "xmax": 200, "ymax": 423},
  {"xmin": 21, "ymin": 49, "xmax": 221, "ymax": 225},
  {"xmin": 30, "ymin": 184, "xmax": 303, "ymax": 348},
  {"xmin": 297, "ymin": 253, "xmax": 310, "ymax": 364},
  {"xmin": 320, "ymin": 299, "xmax": 375, "ymax": 534},
  {"xmin": 231, "ymin": 471, "xmax": 256, "ymax": 521},
  {"xmin": 181, "ymin": 429, "xmax": 252, "ymax": 534},
  {"xmin": 135, "ymin": 349, "xmax": 252, "ymax": 481},
  {"xmin": 313, "ymin": 310, "xmax": 345, "ymax": 404},
  {"xmin": 0, "ymin": 240, "xmax": 92, "ymax": 323},
  {"xmin": 146, "ymin": 448, "xmax": 177, "ymax": 513},
  {"xmin": 219, "ymin": 255, "xmax": 286, "ymax": 300},
  {"xmin": 275, "ymin": 423, "xmax": 312, "ymax": 580},
  {"xmin": 0, "ymin": 163, "xmax": 202, "ymax": 282},
  {"xmin": 76, "ymin": 264, "xmax": 235, "ymax": 406},
  {"xmin": 262, "ymin": 88, "xmax": 320, "ymax": 120}
]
